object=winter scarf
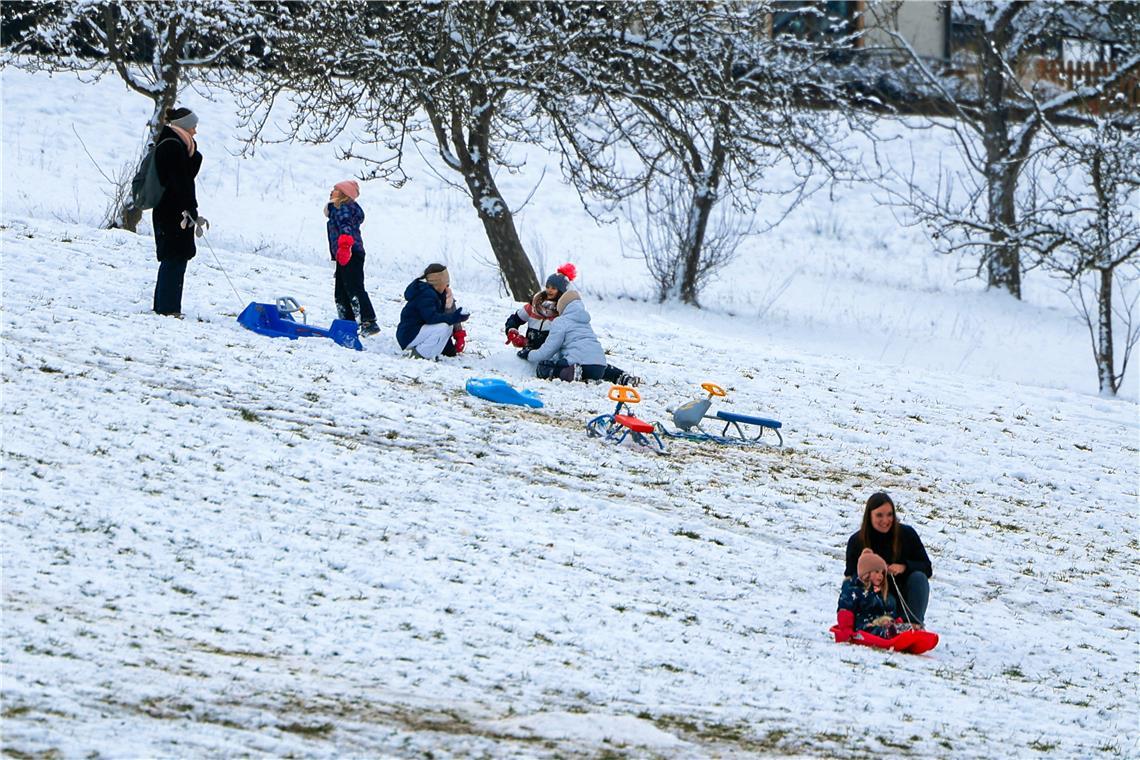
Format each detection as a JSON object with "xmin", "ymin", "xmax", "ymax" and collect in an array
[{"xmin": 168, "ymin": 124, "xmax": 196, "ymax": 156}]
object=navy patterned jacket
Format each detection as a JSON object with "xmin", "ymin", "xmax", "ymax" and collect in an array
[
  {"xmin": 837, "ymin": 577, "xmax": 900, "ymax": 639},
  {"xmin": 326, "ymin": 201, "xmax": 366, "ymax": 260}
]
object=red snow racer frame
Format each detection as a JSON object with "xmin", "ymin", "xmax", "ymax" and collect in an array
[
  {"xmin": 831, "ymin": 615, "xmax": 939, "ymax": 655},
  {"xmin": 585, "ymin": 385, "xmax": 666, "ymax": 454}
]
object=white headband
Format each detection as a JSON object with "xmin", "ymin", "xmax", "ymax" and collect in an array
[{"xmin": 170, "ymin": 112, "xmax": 198, "ymax": 130}]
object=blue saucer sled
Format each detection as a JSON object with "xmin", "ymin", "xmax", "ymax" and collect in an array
[
  {"xmin": 237, "ymin": 298, "xmax": 362, "ymax": 351},
  {"xmin": 466, "ymin": 378, "xmax": 544, "ymax": 408}
]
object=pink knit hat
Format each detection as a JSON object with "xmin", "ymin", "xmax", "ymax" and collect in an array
[
  {"xmin": 334, "ymin": 180, "xmax": 360, "ymax": 200},
  {"xmin": 857, "ymin": 548, "xmax": 887, "ymax": 579}
]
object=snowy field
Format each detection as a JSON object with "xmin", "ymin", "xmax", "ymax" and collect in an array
[{"xmin": 2, "ymin": 68, "xmax": 1138, "ymax": 758}]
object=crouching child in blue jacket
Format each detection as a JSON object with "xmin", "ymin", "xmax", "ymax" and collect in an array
[
  {"xmin": 396, "ymin": 263, "xmax": 470, "ymax": 360},
  {"xmin": 835, "ymin": 549, "xmax": 903, "ymax": 641}
]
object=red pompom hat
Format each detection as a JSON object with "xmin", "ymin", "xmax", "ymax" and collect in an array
[{"xmin": 545, "ymin": 262, "xmax": 577, "ymax": 294}]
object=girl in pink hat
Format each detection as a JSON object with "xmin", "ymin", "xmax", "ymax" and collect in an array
[
  {"xmin": 831, "ymin": 548, "xmax": 939, "ymax": 654},
  {"xmin": 325, "ymin": 180, "xmax": 379, "ymax": 336}
]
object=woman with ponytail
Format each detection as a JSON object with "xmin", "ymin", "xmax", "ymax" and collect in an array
[{"xmin": 151, "ymin": 106, "xmax": 205, "ymax": 316}]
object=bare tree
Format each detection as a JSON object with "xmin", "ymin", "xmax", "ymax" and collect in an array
[
  {"xmin": 876, "ymin": 0, "xmax": 1140, "ymax": 300},
  {"xmin": 239, "ymin": 1, "xmax": 618, "ymax": 300},
  {"xmin": 628, "ymin": 172, "xmax": 754, "ymax": 302},
  {"xmin": 2, "ymin": 1, "xmax": 268, "ymax": 231},
  {"xmin": 548, "ymin": 1, "xmax": 859, "ymax": 305},
  {"xmin": 1029, "ymin": 119, "xmax": 1140, "ymax": 395}
]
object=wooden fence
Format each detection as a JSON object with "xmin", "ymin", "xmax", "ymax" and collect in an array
[{"xmin": 1034, "ymin": 59, "xmax": 1139, "ymax": 114}]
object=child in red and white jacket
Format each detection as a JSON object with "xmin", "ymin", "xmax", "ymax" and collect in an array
[
  {"xmin": 504, "ymin": 263, "xmax": 576, "ymax": 354},
  {"xmin": 325, "ymin": 180, "xmax": 379, "ymax": 337}
]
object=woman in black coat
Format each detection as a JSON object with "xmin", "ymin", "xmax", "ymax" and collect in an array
[
  {"xmin": 152, "ymin": 107, "xmax": 205, "ymax": 316},
  {"xmin": 843, "ymin": 491, "xmax": 933, "ymax": 626}
]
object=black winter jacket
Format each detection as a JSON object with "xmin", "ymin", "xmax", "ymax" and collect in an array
[
  {"xmin": 844, "ymin": 523, "xmax": 932, "ymax": 593},
  {"xmin": 152, "ymin": 126, "xmax": 203, "ymax": 261}
]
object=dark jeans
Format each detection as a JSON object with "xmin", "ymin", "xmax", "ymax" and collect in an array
[
  {"xmin": 537, "ymin": 359, "xmax": 625, "ymax": 383},
  {"xmin": 153, "ymin": 258, "xmax": 188, "ymax": 314},
  {"xmin": 892, "ymin": 572, "xmax": 930, "ymax": 625},
  {"xmin": 334, "ymin": 254, "xmax": 376, "ymax": 323}
]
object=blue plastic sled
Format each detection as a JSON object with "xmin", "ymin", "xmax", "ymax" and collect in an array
[
  {"xmin": 466, "ymin": 378, "xmax": 544, "ymax": 408},
  {"xmin": 237, "ymin": 302, "xmax": 362, "ymax": 351}
]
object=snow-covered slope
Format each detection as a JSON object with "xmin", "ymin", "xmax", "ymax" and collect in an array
[{"xmin": 2, "ymin": 68, "xmax": 1137, "ymax": 758}]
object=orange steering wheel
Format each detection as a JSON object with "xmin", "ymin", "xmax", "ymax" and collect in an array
[
  {"xmin": 701, "ymin": 382, "xmax": 726, "ymax": 398},
  {"xmin": 608, "ymin": 385, "xmax": 641, "ymax": 404}
]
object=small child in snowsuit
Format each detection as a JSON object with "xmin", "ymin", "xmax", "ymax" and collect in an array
[
  {"xmin": 835, "ymin": 549, "xmax": 905, "ymax": 641},
  {"xmin": 325, "ymin": 180, "xmax": 379, "ymax": 336},
  {"xmin": 504, "ymin": 263, "xmax": 577, "ymax": 353},
  {"xmin": 832, "ymin": 548, "xmax": 940, "ymax": 653}
]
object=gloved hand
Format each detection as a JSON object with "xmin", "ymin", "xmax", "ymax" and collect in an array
[
  {"xmin": 455, "ymin": 308, "xmax": 471, "ymax": 323},
  {"xmin": 505, "ymin": 328, "xmax": 527, "ymax": 347},
  {"xmin": 453, "ymin": 328, "xmax": 467, "ymax": 354},
  {"xmin": 832, "ymin": 609, "xmax": 855, "ymax": 643},
  {"xmin": 517, "ymin": 348, "xmax": 530, "ymax": 360},
  {"xmin": 180, "ymin": 211, "xmax": 209, "ymax": 237},
  {"xmin": 336, "ymin": 234, "xmax": 353, "ymax": 266}
]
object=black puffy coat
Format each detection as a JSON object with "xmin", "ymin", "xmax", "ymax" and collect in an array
[
  {"xmin": 152, "ymin": 126, "xmax": 203, "ymax": 261},
  {"xmin": 844, "ymin": 524, "xmax": 933, "ymax": 594}
]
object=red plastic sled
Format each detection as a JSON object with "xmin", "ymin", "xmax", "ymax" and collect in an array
[{"xmin": 830, "ymin": 625, "xmax": 939, "ymax": 654}]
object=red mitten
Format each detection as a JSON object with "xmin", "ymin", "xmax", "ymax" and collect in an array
[
  {"xmin": 832, "ymin": 609, "xmax": 855, "ymax": 643},
  {"xmin": 336, "ymin": 234, "xmax": 353, "ymax": 266},
  {"xmin": 506, "ymin": 328, "xmax": 527, "ymax": 347},
  {"xmin": 453, "ymin": 328, "xmax": 467, "ymax": 354}
]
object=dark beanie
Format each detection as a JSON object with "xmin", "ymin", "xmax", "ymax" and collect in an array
[
  {"xmin": 545, "ymin": 263, "xmax": 577, "ymax": 295},
  {"xmin": 546, "ymin": 272, "xmax": 570, "ymax": 293}
]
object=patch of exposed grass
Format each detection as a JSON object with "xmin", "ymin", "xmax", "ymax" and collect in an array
[
  {"xmin": 278, "ymin": 721, "xmax": 335, "ymax": 737},
  {"xmin": 1028, "ymin": 738, "xmax": 1059, "ymax": 752}
]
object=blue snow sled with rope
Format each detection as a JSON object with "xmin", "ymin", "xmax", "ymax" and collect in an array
[
  {"xmin": 466, "ymin": 378, "xmax": 544, "ymax": 408},
  {"xmin": 655, "ymin": 383, "xmax": 783, "ymax": 446},
  {"xmin": 237, "ymin": 298, "xmax": 362, "ymax": 351}
]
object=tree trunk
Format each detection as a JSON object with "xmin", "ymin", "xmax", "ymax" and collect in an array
[
  {"xmin": 462, "ymin": 164, "xmax": 540, "ymax": 301},
  {"xmin": 1091, "ymin": 150, "xmax": 1118, "ymax": 395},
  {"xmin": 679, "ymin": 183, "xmax": 716, "ymax": 307},
  {"xmin": 986, "ymin": 165, "xmax": 1022, "ymax": 300},
  {"xmin": 678, "ymin": 107, "xmax": 729, "ymax": 307},
  {"xmin": 113, "ymin": 66, "xmax": 180, "ymax": 232},
  {"xmin": 1096, "ymin": 267, "xmax": 1117, "ymax": 395},
  {"xmin": 979, "ymin": 27, "xmax": 1021, "ymax": 300}
]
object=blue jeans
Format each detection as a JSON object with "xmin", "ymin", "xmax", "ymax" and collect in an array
[
  {"xmin": 153, "ymin": 258, "xmax": 188, "ymax": 314},
  {"xmin": 900, "ymin": 572, "xmax": 929, "ymax": 625}
]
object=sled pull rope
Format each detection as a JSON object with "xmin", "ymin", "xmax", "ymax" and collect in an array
[
  {"xmin": 202, "ymin": 229, "xmax": 246, "ymax": 309},
  {"xmin": 889, "ymin": 572, "xmax": 918, "ymax": 627}
]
